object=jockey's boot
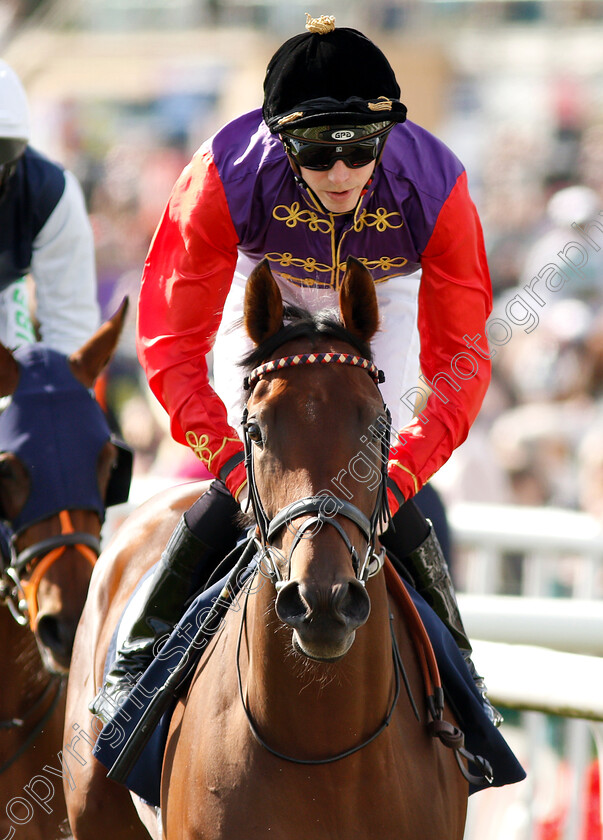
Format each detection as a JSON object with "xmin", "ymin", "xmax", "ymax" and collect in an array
[
  {"xmin": 405, "ymin": 525, "xmax": 504, "ymax": 727},
  {"xmin": 89, "ymin": 480, "xmax": 241, "ymax": 724}
]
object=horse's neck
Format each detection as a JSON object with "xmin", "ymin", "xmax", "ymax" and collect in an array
[
  {"xmin": 241, "ymin": 571, "xmax": 396, "ymax": 756},
  {"xmin": 0, "ymin": 606, "xmax": 51, "ymax": 718}
]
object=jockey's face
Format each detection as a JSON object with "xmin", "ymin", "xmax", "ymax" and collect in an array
[
  {"xmin": 0, "ymin": 161, "xmax": 18, "ymax": 203},
  {"xmin": 300, "ymin": 159, "xmax": 376, "ymax": 213}
]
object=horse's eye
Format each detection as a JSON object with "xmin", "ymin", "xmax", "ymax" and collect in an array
[
  {"xmin": 372, "ymin": 415, "xmax": 389, "ymax": 442},
  {"xmin": 246, "ymin": 422, "xmax": 264, "ymax": 447}
]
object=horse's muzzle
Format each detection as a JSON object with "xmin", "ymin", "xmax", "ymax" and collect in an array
[{"xmin": 275, "ymin": 578, "xmax": 371, "ymax": 661}]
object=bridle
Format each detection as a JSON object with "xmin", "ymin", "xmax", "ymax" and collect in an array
[
  {"xmin": 0, "ymin": 508, "xmax": 97, "ymax": 774},
  {"xmin": 105, "ymin": 343, "xmax": 494, "ymax": 789},
  {"xmin": 0, "ymin": 509, "xmax": 100, "ymax": 629},
  {"xmin": 242, "ymin": 350, "xmax": 391, "ymax": 588},
  {"xmin": 238, "ymin": 348, "xmax": 494, "ymax": 785}
]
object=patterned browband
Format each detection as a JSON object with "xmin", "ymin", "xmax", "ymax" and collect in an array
[{"xmin": 243, "ymin": 352, "xmax": 385, "ymax": 390}]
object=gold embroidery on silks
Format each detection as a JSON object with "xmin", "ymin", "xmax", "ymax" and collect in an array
[
  {"xmin": 265, "ymin": 252, "xmax": 333, "ymax": 275},
  {"xmin": 390, "ymin": 461, "xmax": 419, "ymax": 495},
  {"xmin": 269, "ymin": 272, "xmax": 335, "ymax": 288},
  {"xmin": 334, "ymin": 256, "xmax": 409, "ymax": 274},
  {"xmin": 354, "ymin": 207, "xmax": 404, "ymax": 233},
  {"xmin": 271, "ymin": 200, "xmax": 407, "ymax": 288},
  {"xmin": 273, "ymin": 202, "xmax": 334, "ymax": 233},
  {"xmin": 359, "ymin": 256, "xmax": 409, "ymax": 272},
  {"xmin": 185, "ymin": 431, "xmax": 240, "ymax": 470}
]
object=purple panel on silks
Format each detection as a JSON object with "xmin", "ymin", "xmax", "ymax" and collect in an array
[{"xmin": 208, "ymin": 109, "xmax": 465, "ymax": 289}]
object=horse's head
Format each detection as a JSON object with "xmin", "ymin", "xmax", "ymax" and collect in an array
[
  {"xmin": 242, "ymin": 258, "xmax": 390, "ymax": 662},
  {"xmin": 0, "ymin": 301, "xmax": 131, "ymax": 672}
]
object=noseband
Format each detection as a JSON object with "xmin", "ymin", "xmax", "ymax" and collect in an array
[
  {"xmin": 242, "ymin": 351, "xmax": 391, "ymax": 586},
  {"xmin": 1, "ymin": 509, "xmax": 99, "ymax": 628}
]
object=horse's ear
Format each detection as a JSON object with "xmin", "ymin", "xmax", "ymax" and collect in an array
[
  {"xmin": 0, "ymin": 342, "xmax": 19, "ymax": 398},
  {"xmin": 244, "ymin": 259, "xmax": 284, "ymax": 346},
  {"xmin": 339, "ymin": 257, "xmax": 380, "ymax": 343},
  {"xmin": 69, "ymin": 298, "xmax": 129, "ymax": 388}
]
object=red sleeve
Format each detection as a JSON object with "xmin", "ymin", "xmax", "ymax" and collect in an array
[
  {"xmin": 387, "ymin": 170, "xmax": 493, "ymax": 506},
  {"xmin": 136, "ymin": 148, "xmax": 247, "ymax": 499}
]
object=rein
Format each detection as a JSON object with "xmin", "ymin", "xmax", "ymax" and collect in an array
[
  {"xmin": 1, "ymin": 510, "xmax": 100, "ymax": 628},
  {"xmin": 235, "ymin": 559, "xmax": 492, "ymax": 784},
  {"xmin": 383, "ymin": 560, "xmax": 494, "ymax": 786},
  {"xmin": 236, "ymin": 581, "xmax": 403, "ymax": 765}
]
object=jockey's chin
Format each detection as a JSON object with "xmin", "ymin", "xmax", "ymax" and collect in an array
[{"xmin": 300, "ymin": 160, "xmax": 376, "ymax": 213}]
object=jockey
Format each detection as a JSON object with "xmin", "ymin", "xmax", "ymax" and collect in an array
[
  {"xmin": 0, "ymin": 60, "xmax": 99, "ymax": 354},
  {"xmin": 92, "ymin": 16, "xmax": 501, "ymax": 725}
]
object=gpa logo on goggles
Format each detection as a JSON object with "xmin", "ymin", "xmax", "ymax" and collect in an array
[{"xmin": 331, "ymin": 129, "xmax": 355, "ymax": 141}]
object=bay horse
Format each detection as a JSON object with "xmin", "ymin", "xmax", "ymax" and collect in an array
[
  {"xmin": 0, "ymin": 301, "xmax": 130, "ymax": 840},
  {"xmin": 64, "ymin": 258, "xmax": 475, "ymax": 840}
]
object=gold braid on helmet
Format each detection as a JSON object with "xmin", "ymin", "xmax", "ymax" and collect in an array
[{"xmin": 305, "ymin": 13, "xmax": 336, "ymax": 34}]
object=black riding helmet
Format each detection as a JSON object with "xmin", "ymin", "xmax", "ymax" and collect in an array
[{"xmin": 262, "ymin": 15, "xmax": 407, "ymax": 134}]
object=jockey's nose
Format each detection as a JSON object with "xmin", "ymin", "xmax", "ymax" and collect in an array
[{"xmin": 327, "ymin": 159, "xmax": 350, "ymax": 184}]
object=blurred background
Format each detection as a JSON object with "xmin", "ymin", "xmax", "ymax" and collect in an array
[{"xmin": 2, "ymin": 1, "xmax": 602, "ymax": 837}]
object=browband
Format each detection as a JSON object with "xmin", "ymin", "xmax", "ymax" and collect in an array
[{"xmin": 243, "ymin": 352, "xmax": 385, "ymax": 390}]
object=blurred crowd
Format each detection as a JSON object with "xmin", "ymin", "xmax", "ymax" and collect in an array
[
  {"xmin": 29, "ymin": 58, "xmax": 603, "ymax": 525},
  {"xmin": 433, "ymin": 107, "xmax": 603, "ymax": 524}
]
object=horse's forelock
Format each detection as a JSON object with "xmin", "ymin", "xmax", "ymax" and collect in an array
[{"xmin": 238, "ymin": 304, "xmax": 373, "ymax": 372}]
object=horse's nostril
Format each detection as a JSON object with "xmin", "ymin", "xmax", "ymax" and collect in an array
[
  {"xmin": 333, "ymin": 580, "xmax": 371, "ymax": 627},
  {"xmin": 36, "ymin": 614, "xmax": 75, "ymax": 662},
  {"xmin": 275, "ymin": 581, "xmax": 308, "ymax": 628},
  {"xmin": 276, "ymin": 579, "xmax": 371, "ymax": 633}
]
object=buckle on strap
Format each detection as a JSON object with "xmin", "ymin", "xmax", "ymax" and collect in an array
[{"xmin": 427, "ymin": 706, "xmax": 494, "ymax": 787}]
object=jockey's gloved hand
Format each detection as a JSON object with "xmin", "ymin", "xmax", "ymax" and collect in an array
[{"xmin": 184, "ymin": 479, "xmax": 242, "ymax": 549}]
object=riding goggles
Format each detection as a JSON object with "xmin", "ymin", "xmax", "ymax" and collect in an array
[{"xmin": 281, "ymin": 130, "xmax": 391, "ymax": 171}]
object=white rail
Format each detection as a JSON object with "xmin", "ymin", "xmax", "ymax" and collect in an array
[
  {"xmin": 459, "ymin": 594, "xmax": 603, "ymax": 656},
  {"xmin": 449, "ymin": 501, "xmax": 603, "ymax": 600},
  {"xmin": 449, "ymin": 501, "xmax": 603, "ymax": 840},
  {"xmin": 449, "ymin": 502, "xmax": 603, "ymax": 559},
  {"xmin": 470, "ymin": 640, "xmax": 603, "ymax": 722}
]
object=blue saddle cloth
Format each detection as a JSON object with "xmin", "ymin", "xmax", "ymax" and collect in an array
[{"xmin": 92, "ymin": 560, "xmax": 526, "ymax": 806}]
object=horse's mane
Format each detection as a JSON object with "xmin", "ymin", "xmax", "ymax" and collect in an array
[{"xmin": 238, "ymin": 304, "xmax": 373, "ymax": 371}]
